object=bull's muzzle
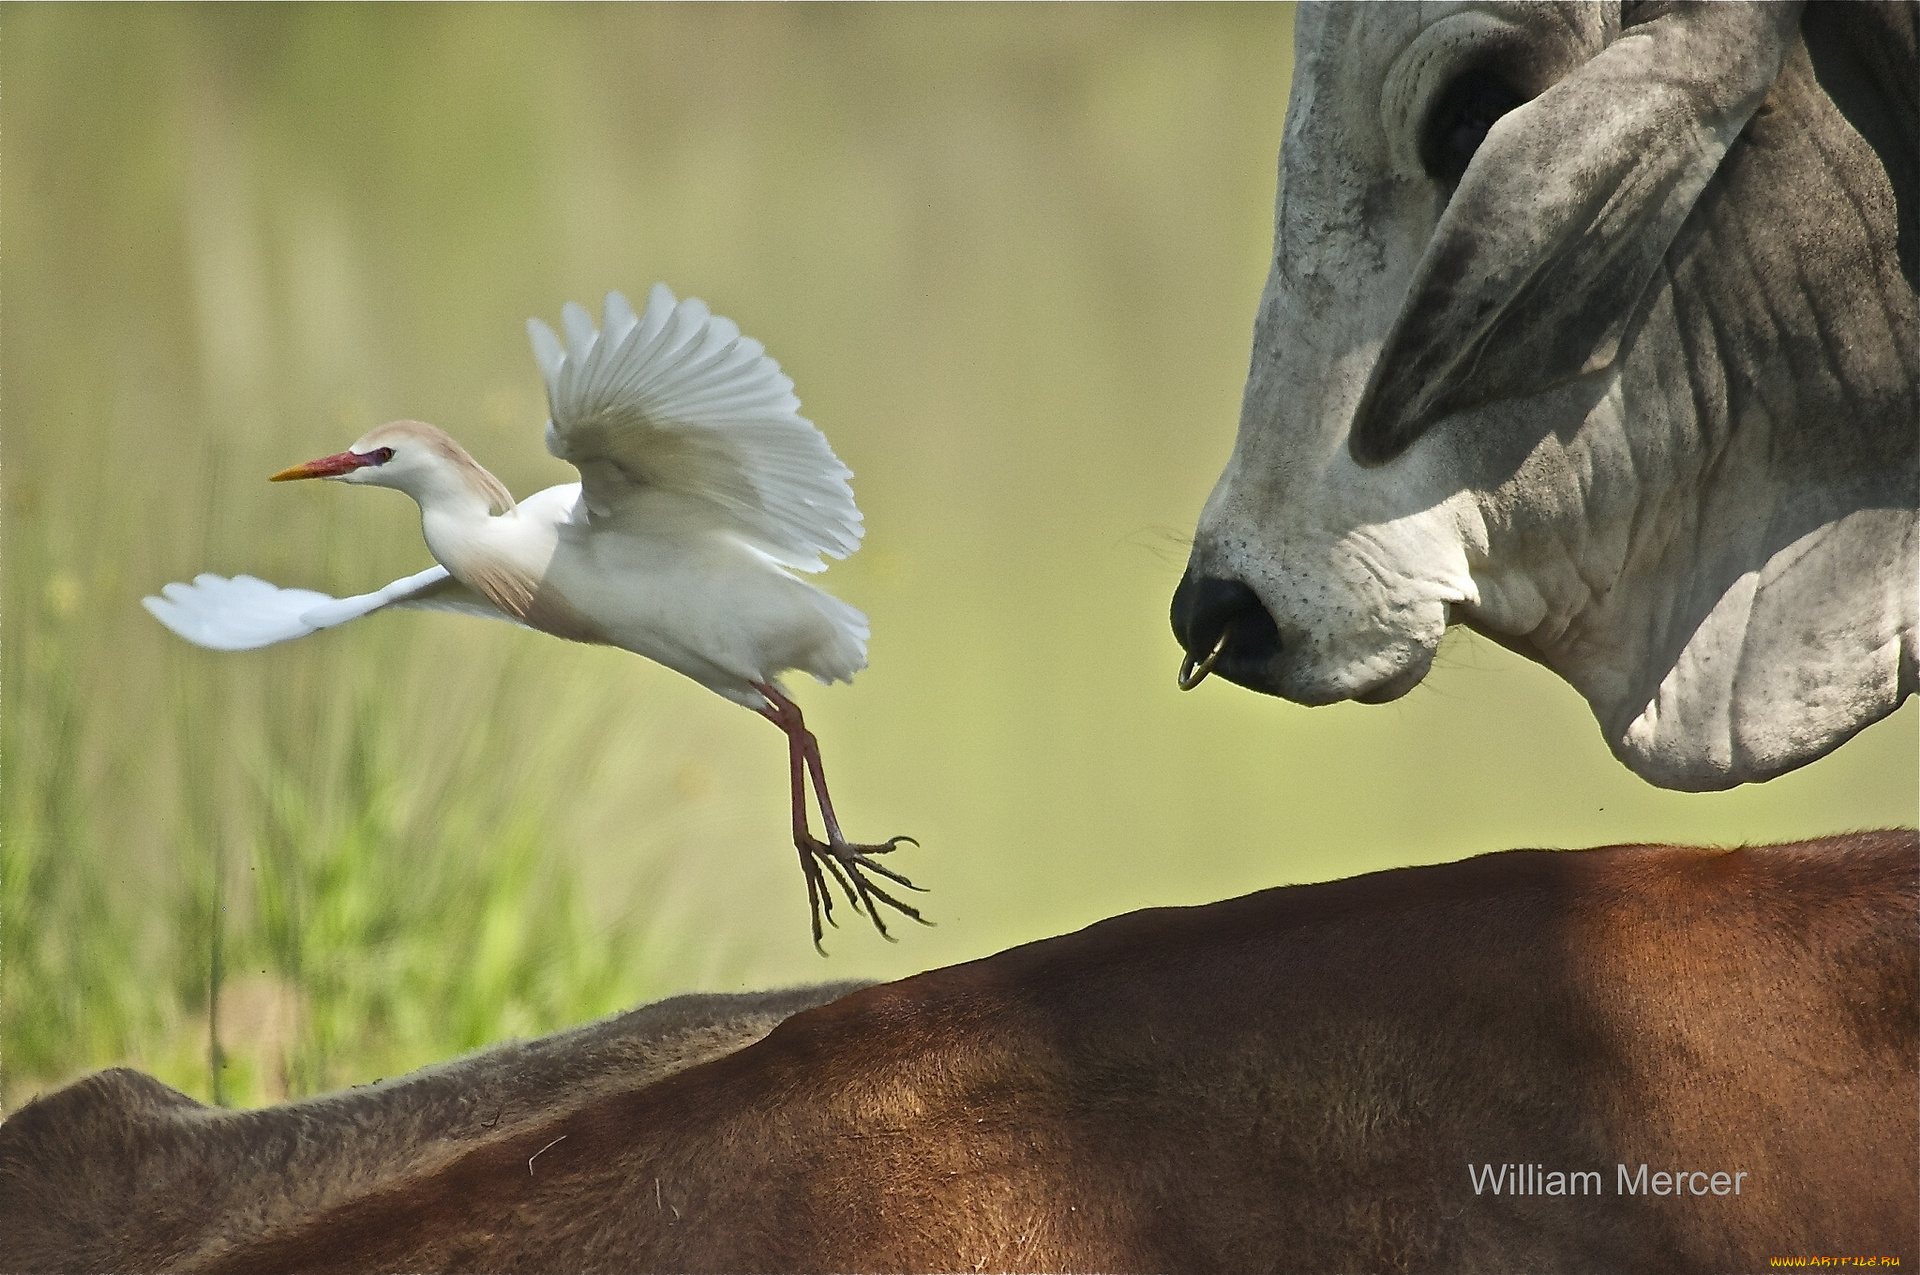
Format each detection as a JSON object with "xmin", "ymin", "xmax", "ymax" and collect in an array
[{"xmin": 1170, "ymin": 571, "xmax": 1281, "ymax": 692}]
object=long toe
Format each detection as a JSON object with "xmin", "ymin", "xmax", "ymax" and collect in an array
[
  {"xmin": 794, "ymin": 838, "xmax": 845, "ymax": 952},
  {"xmin": 799, "ymin": 833, "xmax": 930, "ymax": 943},
  {"xmin": 835, "ymin": 840, "xmax": 924, "ymax": 892}
]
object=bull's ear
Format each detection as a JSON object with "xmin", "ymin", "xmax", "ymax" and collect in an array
[{"xmin": 1349, "ymin": 2, "xmax": 1803, "ymax": 467}]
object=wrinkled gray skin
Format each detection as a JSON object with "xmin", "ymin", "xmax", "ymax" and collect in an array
[{"xmin": 1182, "ymin": 1, "xmax": 1916, "ymax": 789}]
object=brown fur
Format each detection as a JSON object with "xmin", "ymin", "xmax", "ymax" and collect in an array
[
  {"xmin": 0, "ymin": 983, "xmax": 867, "ymax": 1272},
  {"xmin": 4, "ymin": 835, "xmax": 1914, "ymax": 1273}
]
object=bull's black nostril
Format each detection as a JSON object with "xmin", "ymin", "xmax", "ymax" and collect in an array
[{"xmin": 1170, "ymin": 571, "xmax": 1282, "ymax": 690}]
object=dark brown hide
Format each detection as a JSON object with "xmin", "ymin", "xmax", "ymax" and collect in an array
[
  {"xmin": 4, "ymin": 833, "xmax": 1912, "ymax": 1273},
  {"xmin": 0, "ymin": 982, "xmax": 868, "ymax": 1271}
]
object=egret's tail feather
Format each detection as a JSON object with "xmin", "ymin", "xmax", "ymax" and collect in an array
[
  {"xmin": 142, "ymin": 566, "xmax": 516, "ymax": 652},
  {"xmin": 143, "ymin": 573, "xmax": 344, "ymax": 651},
  {"xmin": 810, "ymin": 589, "xmax": 870, "ymax": 685}
]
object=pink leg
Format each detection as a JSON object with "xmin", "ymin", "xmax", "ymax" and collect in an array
[
  {"xmin": 769, "ymin": 707, "xmax": 832, "ymax": 942},
  {"xmin": 755, "ymin": 683, "xmax": 924, "ymax": 947}
]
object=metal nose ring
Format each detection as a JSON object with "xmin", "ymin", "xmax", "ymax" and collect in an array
[{"xmin": 1177, "ymin": 629, "xmax": 1229, "ymax": 691}]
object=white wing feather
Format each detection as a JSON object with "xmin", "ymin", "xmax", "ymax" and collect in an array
[
  {"xmin": 143, "ymin": 566, "xmax": 522, "ymax": 652},
  {"xmin": 529, "ymin": 285, "xmax": 863, "ymax": 573}
]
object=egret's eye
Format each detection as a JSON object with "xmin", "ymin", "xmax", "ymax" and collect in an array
[
  {"xmin": 363, "ymin": 446, "xmax": 395, "ymax": 465},
  {"xmin": 1420, "ymin": 70, "xmax": 1526, "ymax": 186}
]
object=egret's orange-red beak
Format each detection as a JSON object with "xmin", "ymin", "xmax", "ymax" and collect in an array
[{"xmin": 270, "ymin": 450, "xmax": 383, "ymax": 482}]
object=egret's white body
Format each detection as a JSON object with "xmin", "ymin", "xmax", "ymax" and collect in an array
[
  {"xmin": 146, "ymin": 285, "xmax": 918, "ymax": 943},
  {"xmin": 405, "ymin": 472, "xmax": 867, "ymax": 710}
]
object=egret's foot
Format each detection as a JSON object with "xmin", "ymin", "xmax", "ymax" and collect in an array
[{"xmin": 796, "ymin": 833, "xmax": 927, "ymax": 950}]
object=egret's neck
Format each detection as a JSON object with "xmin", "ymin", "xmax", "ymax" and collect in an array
[
  {"xmin": 377, "ymin": 440, "xmax": 511, "ymax": 519},
  {"xmin": 381, "ymin": 453, "xmax": 511, "ymax": 569},
  {"xmin": 406, "ymin": 465, "xmax": 501, "ymax": 522}
]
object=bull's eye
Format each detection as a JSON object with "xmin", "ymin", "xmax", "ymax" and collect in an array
[
  {"xmin": 364, "ymin": 446, "xmax": 395, "ymax": 465},
  {"xmin": 1420, "ymin": 70, "xmax": 1526, "ymax": 186}
]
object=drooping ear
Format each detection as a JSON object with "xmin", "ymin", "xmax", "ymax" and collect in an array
[{"xmin": 1349, "ymin": 2, "xmax": 1804, "ymax": 467}]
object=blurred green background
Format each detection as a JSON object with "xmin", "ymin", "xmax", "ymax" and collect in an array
[{"xmin": 5, "ymin": 3, "xmax": 1913, "ymax": 1110}]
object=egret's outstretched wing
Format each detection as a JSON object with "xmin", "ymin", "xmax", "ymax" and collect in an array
[
  {"xmin": 143, "ymin": 567, "xmax": 521, "ymax": 652},
  {"xmin": 530, "ymin": 285, "xmax": 862, "ymax": 573}
]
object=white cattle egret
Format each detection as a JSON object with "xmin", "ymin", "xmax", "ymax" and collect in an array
[{"xmin": 145, "ymin": 285, "xmax": 922, "ymax": 947}]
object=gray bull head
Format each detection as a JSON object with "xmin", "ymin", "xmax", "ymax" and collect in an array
[{"xmin": 1174, "ymin": 1, "xmax": 1917, "ymax": 791}]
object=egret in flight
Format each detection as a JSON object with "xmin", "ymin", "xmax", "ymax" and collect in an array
[{"xmin": 145, "ymin": 285, "xmax": 922, "ymax": 947}]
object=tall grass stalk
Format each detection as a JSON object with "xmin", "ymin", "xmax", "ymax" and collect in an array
[
  {"xmin": 2, "ymin": 562, "xmax": 152, "ymax": 1102},
  {"xmin": 4, "ymin": 611, "xmax": 669, "ymax": 1108},
  {"xmin": 226, "ymin": 642, "xmax": 653, "ymax": 1099}
]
